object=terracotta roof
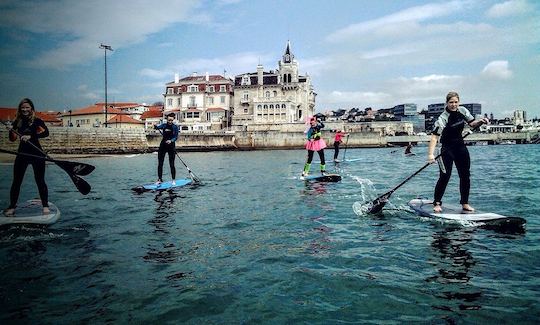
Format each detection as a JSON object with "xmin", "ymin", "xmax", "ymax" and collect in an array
[
  {"xmin": 63, "ymin": 104, "xmax": 126, "ymax": 116},
  {"xmin": 146, "ymin": 105, "xmax": 163, "ymax": 112},
  {"xmin": 206, "ymin": 107, "xmax": 226, "ymax": 112},
  {"xmin": 140, "ymin": 110, "xmax": 163, "ymax": 119},
  {"xmin": 107, "ymin": 114, "xmax": 143, "ymax": 124},
  {"xmin": 0, "ymin": 108, "xmax": 61, "ymax": 123}
]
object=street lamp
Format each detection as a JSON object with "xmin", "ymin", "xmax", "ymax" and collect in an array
[
  {"xmin": 99, "ymin": 43, "xmax": 113, "ymax": 127},
  {"xmin": 68, "ymin": 109, "xmax": 72, "ymax": 127}
]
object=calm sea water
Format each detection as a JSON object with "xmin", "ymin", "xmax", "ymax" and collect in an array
[{"xmin": 1, "ymin": 145, "xmax": 539, "ymax": 324}]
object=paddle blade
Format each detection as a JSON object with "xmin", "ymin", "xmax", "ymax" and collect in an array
[
  {"xmin": 56, "ymin": 160, "xmax": 95, "ymax": 176},
  {"xmin": 68, "ymin": 173, "xmax": 91, "ymax": 195},
  {"xmin": 366, "ymin": 192, "xmax": 392, "ymax": 214}
]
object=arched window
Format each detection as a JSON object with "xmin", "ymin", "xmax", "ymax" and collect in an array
[{"xmin": 265, "ymin": 91, "xmax": 270, "ymax": 98}]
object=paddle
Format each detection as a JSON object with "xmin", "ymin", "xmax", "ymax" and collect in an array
[
  {"xmin": 156, "ymin": 128, "xmax": 201, "ymax": 184},
  {"xmin": 2, "ymin": 123, "xmax": 92, "ymax": 195},
  {"xmin": 0, "ymin": 148, "xmax": 95, "ymax": 176},
  {"xmin": 366, "ymin": 123, "xmax": 482, "ymax": 214}
]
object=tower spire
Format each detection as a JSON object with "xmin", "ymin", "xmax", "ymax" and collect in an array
[{"xmin": 283, "ymin": 40, "xmax": 293, "ymax": 63}]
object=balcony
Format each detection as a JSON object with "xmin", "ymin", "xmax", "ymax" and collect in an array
[{"xmin": 240, "ymin": 98, "xmax": 250, "ymax": 105}]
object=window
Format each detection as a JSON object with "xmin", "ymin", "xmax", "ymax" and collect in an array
[
  {"xmin": 188, "ymin": 85, "xmax": 198, "ymax": 92},
  {"xmin": 167, "ymin": 88, "xmax": 173, "ymax": 94},
  {"xmin": 244, "ymin": 108, "xmax": 248, "ymax": 113},
  {"xmin": 220, "ymin": 96, "xmax": 225, "ymax": 104},
  {"xmin": 242, "ymin": 75, "xmax": 250, "ymax": 85},
  {"xmin": 189, "ymin": 96, "xmax": 196, "ymax": 107},
  {"xmin": 208, "ymin": 97, "xmax": 214, "ymax": 105},
  {"xmin": 177, "ymin": 98, "xmax": 181, "ymax": 107},
  {"xmin": 265, "ymin": 91, "xmax": 270, "ymax": 98},
  {"xmin": 243, "ymin": 92, "xmax": 249, "ymax": 100},
  {"xmin": 208, "ymin": 85, "xmax": 215, "ymax": 92},
  {"xmin": 167, "ymin": 98, "xmax": 173, "ymax": 106},
  {"xmin": 273, "ymin": 91, "xmax": 277, "ymax": 97},
  {"xmin": 220, "ymin": 85, "xmax": 226, "ymax": 92}
]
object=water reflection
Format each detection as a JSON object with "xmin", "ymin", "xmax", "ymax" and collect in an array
[{"xmin": 427, "ymin": 227, "xmax": 482, "ymax": 313}]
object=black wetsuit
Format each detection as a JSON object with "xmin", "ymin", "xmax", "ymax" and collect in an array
[
  {"xmin": 155, "ymin": 123, "xmax": 178, "ymax": 181},
  {"xmin": 8, "ymin": 117, "xmax": 49, "ymax": 209},
  {"xmin": 432, "ymin": 107, "xmax": 475, "ymax": 205}
]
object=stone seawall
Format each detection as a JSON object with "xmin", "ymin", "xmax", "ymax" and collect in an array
[{"xmin": 0, "ymin": 127, "xmax": 148, "ymax": 154}]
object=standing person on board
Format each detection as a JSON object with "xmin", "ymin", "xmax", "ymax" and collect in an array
[
  {"xmin": 4, "ymin": 98, "xmax": 50, "ymax": 216},
  {"xmin": 302, "ymin": 117, "xmax": 328, "ymax": 177},
  {"xmin": 333, "ymin": 129, "xmax": 348, "ymax": 162},
  {"xmin": 154, "ymin": 113, "xmax": 179, "ymax": 185},
  {"xmin": 404, "ymin": 143, "xmax": 413, "ymax": 155},
  {"xmin": 427, "ymin": 91, "xmax": 489, "ymax": 213}
]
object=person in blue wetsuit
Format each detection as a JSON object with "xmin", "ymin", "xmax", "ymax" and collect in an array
[
  {"xmin": 4, "ymin": 98, "xmax": 50, "ymax": 216},
  {"xmin": 427, "ymin": 92, "xmax": 489, "ymax": 213},
  {"xmin": 154, "ymin": 113, "xmax": 179, "ymax": 185}
]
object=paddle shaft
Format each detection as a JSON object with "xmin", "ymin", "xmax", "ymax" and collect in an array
[{"xmin": 342, "ymin": 134, "xmax": 349, "ymax": 161}]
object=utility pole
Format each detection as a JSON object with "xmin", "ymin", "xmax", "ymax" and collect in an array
[{"xmin": 99, "ymin": 43, "xmax": 113, "ymax": 127}]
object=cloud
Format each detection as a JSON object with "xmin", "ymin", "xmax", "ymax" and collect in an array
[
  {"xmin": 326, "ymin": 0, "xmax": 467, "ymax": 43},
  {"xmin": 0, "ymin": 0, "xmax": 203, "ymax": 69},
  {"xmin": 327, "ymin": 91, "xmax": 393, "ymax": 106},
  {"xmin": 481, "ymin": 60, "xmax": 513, "ymax": 79},
  {"xmin": 486, "ymin": 0, "xmax": 531, "ymax": 18}
]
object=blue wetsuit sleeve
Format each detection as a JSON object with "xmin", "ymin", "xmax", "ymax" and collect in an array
[
  {"xmin": 171, "ymin": 125, "xmax": 179, "ymax": 142},
  {"xmin": 155, "ymin": 123, "xmax": 165, "ymax": 130}
]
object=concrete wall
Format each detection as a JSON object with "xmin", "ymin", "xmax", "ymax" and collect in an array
[{"xmin": 0, "ymin": 127, "xmax": 148, "ymax": 153}]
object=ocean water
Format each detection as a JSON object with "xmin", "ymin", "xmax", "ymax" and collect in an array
[{"xmin": 1, "ymin": 145, "xmax": 539, "ymax": 324}]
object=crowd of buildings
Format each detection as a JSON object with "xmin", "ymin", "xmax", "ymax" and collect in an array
[{"xmin": 0, "ymin": 41, "xmax": 537, "ymax": 136}]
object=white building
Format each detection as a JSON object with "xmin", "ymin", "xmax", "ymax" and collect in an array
[
  {"xmin": 163, "ymin": 73, "xmax": 234, "ymax": 131},
  {"xmin": 232, "ymin": 41, "xmax": 316, "ymax": 129}
]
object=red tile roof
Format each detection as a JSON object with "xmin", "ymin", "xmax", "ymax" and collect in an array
[
  {"xmin": 140, "ymin": 110, "xmax": 163, "ymax": 119},
  {"xmin": 206, "ymin": 107, "xmax": 226, "ymax": 112},
  {"xmin": 63, "ymin": 104, "xmax": 126, "ymax": 116},
  {"xmin": 0, "ymin": 108, "xmax": 61, "ymax": 123},
  {"xmin": 107, "ymin": 114, "xmax": 143, "ymax": 124}
]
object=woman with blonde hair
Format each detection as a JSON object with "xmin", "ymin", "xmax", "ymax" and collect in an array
[
  {"xmin": 427, "ymin": 92, "xmax": 488, "ymax": 213},
  {"xmin": 4, "ymin": 98, "xmax": 50, "ymax": 216}
]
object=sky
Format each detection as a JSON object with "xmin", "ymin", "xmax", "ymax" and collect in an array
[{"xmin": 0, "ymin": 0, "xmax": 538, "ymax": 118}]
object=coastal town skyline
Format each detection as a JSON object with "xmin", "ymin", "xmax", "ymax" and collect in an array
[{"xmin": 0, "ymin": 0, "xmax": 539, "ymax": 118}]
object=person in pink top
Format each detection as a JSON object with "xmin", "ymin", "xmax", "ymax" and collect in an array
[
  {"xmin": 333, "ymin": 129, "xmax": 348, "ymax": 162},
  {"xmin": 302, "ymin": 117, "xmax": 328, "ymax": 177}
]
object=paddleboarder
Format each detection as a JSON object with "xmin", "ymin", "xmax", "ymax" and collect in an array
[
  {"xmin": 404, "ymin": 143, "xmax": 413, "ymax": 155},
  {"xmin": 427, "ymin": 92, "xmax": 489, "ymax": 213},
  {"xmin": 302, "ymin": 117, "xmax": 328, "ymax": 177},
  {"xmin": 154, "ymin": 113, "xmax": 179, "ymax": 185},
  {"xmin": 4, "ymin": 98, "xmax": 50, "ymax": 216},
  {"xmin": 333, "ymin": 129, "xmax": 348, "ymax": 162}
]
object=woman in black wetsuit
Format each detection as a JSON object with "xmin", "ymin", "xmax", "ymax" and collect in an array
[
  {"xmin": 4, "ymin": 98, "xmax": 50, "ymax": 216},
  {"xmin": 427, "ymin": 92, "xmax": 489, "ymax": 213},
  {"xmin": 153, "ymin": 112, "xmax": 179, "ymax": 184}
]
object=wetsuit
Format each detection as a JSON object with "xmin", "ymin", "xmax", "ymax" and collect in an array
[
  {"xmin": 303, "ymin": 121, "xmax": 327, "ymax": 174},
  {"xmin": 155, "ymin": 122, "xmax": 179, "ymax": 181},
  {"xmin": 8, "ymin": 117, "xmax": 49, "ymax": 209},
  {"xmin": 432, "ymin": 106, "xmax": 475, "ymax": 205}
]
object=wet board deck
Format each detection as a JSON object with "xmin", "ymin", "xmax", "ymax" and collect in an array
[
  {"xmin": 132, "ymin": 179, "xmax": 192, "ymax": 193},
  {"xmin": 1, "ymin": 200, "xmax": 60, "ymax": 225},
  {"xmin": 408, "ymin": 199, "xmax": 525, "ymax": 228},
  {"xmin": 301, "ymin": 174, "xmax": 342, "ymax": 182}
]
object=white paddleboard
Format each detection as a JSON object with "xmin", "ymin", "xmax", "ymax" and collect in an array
[
  {"xmin": 1, "ymin": 200, "xmax": 60, "ymax": 225},
  {"xmin": 408, "ymin": 199, "xmax": 525, "ymax": 228}
]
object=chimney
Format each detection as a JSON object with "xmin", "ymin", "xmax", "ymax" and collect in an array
[
  {"xmin": 205, "ymin": 71, "xmax": 209, "ymax": 82},
  {"xmin": 257, "ymin": 64, "xmax": 263, "ymax": 85},
  {"xmin": 174, "ymin": 73, "xmax": 179, "ymax": 83}
]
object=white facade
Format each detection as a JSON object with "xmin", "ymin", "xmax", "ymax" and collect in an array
[
  {"xmin": 232, "ymin": 41, "xmax": 316, "ymax": 129},
  {"xmin": 163, "ymin": 72, "xmax": 234, "ymax": 131}
]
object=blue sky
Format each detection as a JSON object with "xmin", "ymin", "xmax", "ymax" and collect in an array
[{"xmin": 0, "ymin": 0, "xmax": 538, "ymax": 118}]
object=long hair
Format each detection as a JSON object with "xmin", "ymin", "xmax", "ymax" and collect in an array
[{"xmin": 13, "ymin": 98, "xmax": 36, "ymax": 129}]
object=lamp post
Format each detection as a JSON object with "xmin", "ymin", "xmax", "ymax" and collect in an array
[
  {"xmin": 99, "ymin": 43, "xmax": 113, "ymax": 127},
  {"xmin": 68, "ymin": 109, "xmax": 72, "ymax": 127}
]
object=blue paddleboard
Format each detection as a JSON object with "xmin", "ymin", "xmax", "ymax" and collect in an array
[
  {"xmin": 301, "ymin": 174, "xmax": 341, "ymax": 182},
  {"xmin": 132, "ymin": 179, "xmax": 192, "ymax": 193}
]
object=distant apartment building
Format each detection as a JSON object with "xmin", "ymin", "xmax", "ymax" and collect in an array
[
  {"xmin": 163, "ymin": 73, "xmax": 234, "ymax": 131},
  {"xmin": 232, "ymin": 41, "xmax": 316, "ymax": 129},
  {"xmin": 393, "ymin": 103, "xmax": 425, "ymax": 133}
]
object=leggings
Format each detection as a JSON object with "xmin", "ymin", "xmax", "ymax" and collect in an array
[
  {"xmin": 9, "ymin": 155, "xmax": 48, "ymax": 208},
  {"xmin": 157, "ymin": 143, "xmax": 176, "ymax": 181},
  {"xmin": 333, "ymin": 141, "xmax": 341, "ymax": 159},
  {"xmin": 307, "ymin": 149, "xmax": 325, "ymax": 165},
  {"xmin": 434, "ymin": 145, "xmax": 471, "ymax": 205}
]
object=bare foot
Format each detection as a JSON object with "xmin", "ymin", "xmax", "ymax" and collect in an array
[
  {"xmin": 433, "ymin": 204, "xmax": 442, "ymax": 213},
  {"xmin": 462, "ymin": 204, "xmax": 475, "ymax": 212},
  {"xmin": 4, "ymin": 208, "xmax": 15, "ymax": 217},
  {"xmin": 43, "ymin": 207, "xmax": 50, "ymax": 214}
]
